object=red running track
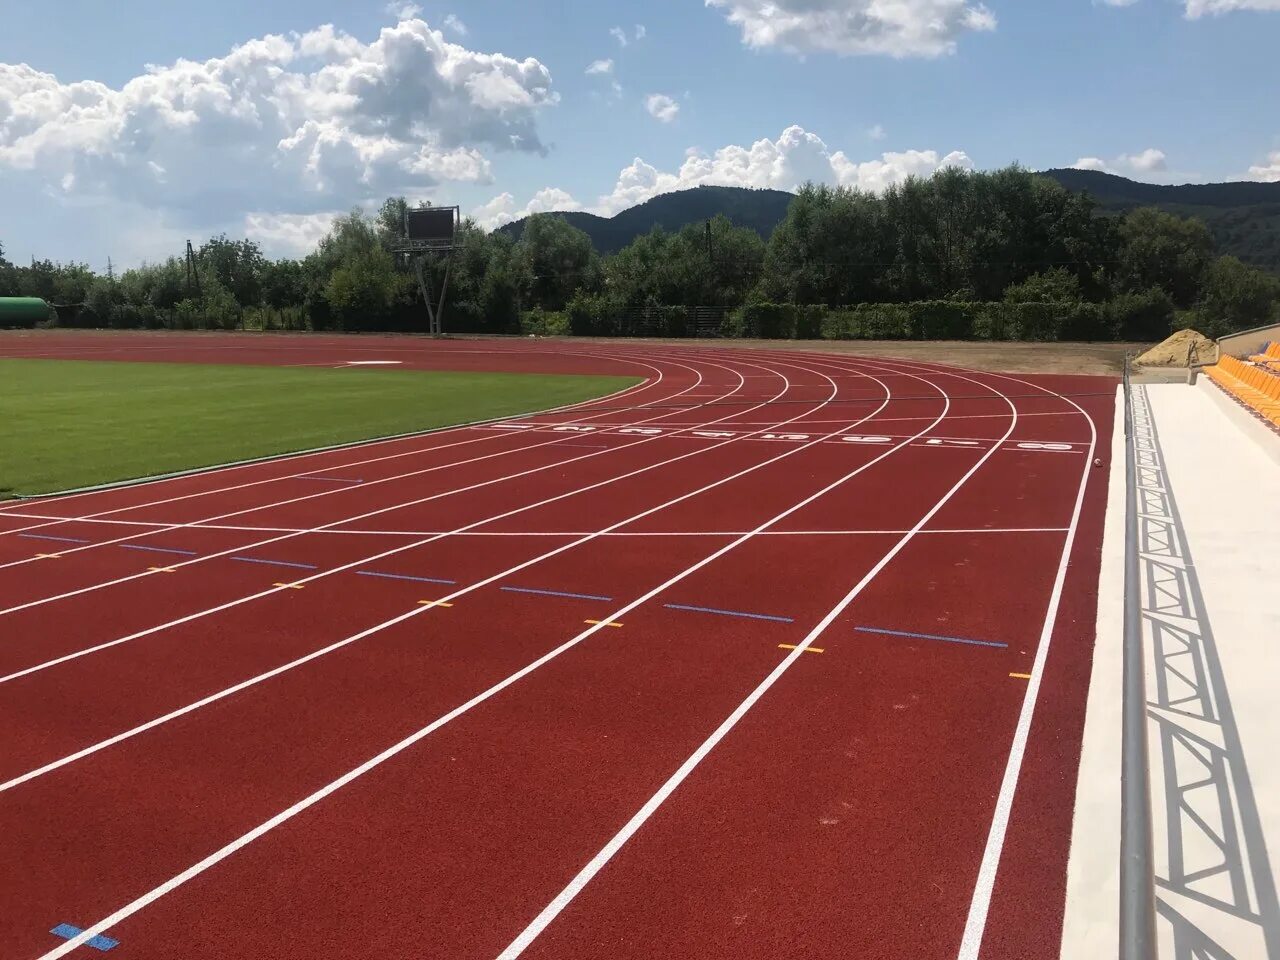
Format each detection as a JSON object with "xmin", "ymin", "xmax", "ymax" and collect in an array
[{"xmin": 0, "ymin": 332, "xmax": 1115, "ymax": 960}]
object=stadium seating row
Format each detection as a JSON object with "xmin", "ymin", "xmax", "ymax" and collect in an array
[{"xmin": 1207, "ymin": 355, "xmax": 1280, "ymax": 429}]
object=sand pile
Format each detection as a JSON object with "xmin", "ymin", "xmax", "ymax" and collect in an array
[{"xmin": 1136, "ymin": 329, "xmax": 1217, "ymax": 367}]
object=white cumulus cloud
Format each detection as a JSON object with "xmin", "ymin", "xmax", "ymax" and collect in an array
[
  {"xmin": 705, "ymin": 0, "xmax": 997, "ymax": 58},
  {"xmin": 1119, "ymin": 147, "xmax": 1167, "ymax": 172},
  {"xmin": 585, "ymin": 58, "xmax": 614, "ymax": 75},
  {"xmin": 443, "ymin": 14, "xmax": 468, "ymax": 35},
  {"xmin": 1070, "ymin": 148, "xmax": 1168, "ymax": 177},
  {"xmin": 470, "ymin": 187, "xmax": 583, "ymax": 230},
  {"xmin": 1247, "ymin": 150, "xmax": 1280, "ymax": 182},
  {"xmin": 593, "ymin": 125, "xmax": 971, "ymax": 215},
  {"xmin": 645, "ymin": 94, "xmax": 681, "ymax": 123},
  {"xmin": 0, "ymin": 18, "xmax": 557, "ymax": 228},
  {"xmin": 1184, "ymin": 0, "xmax": 1280, "ymax": 16},
  {"xmin": 244, "ymin": 211, "xmax": 342, "ymax": 256}
]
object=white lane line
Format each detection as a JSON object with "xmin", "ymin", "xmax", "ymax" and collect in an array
[
  {"xmin": 953, "ymin": 380, "xmax": 1100, "ymax": 960},
  {"xmin": 31, "ymin": 359, "xmax": 943, "ymax": 960},
  {"xmin": 0, "ymin": 356, "xmax": 824, "ymax": 680},
  {"xmin": 0, "ymin": 348, "xmax": 667, "ymax": 517},
  {"xmin": 493, "ymin": 366, "xmax": 1019, "ymax": 959}
]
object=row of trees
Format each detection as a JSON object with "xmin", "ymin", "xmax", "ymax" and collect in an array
[{"xmin": 3, "ymin": 167, "xmax": 1278, "ymax": 340}]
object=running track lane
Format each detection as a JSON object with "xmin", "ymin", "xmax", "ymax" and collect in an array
[{"xmin": 3, "ymin": 346, "xmax": 1113, "ymax": 960}]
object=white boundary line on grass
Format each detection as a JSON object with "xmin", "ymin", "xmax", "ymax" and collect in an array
[
  {"xmin": 0, "ymin": 347, "xmax": 662, "ymax": 508},
  {"xmin": 0, "ymin": 354, "xmax": 672, "ymax": 540}
]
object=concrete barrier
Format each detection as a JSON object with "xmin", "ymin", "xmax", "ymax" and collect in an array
[{"xmin": 1217, "ymin": 320, "xmax": 1280, "ymax": 359}]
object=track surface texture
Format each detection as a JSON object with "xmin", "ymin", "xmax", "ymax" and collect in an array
[{"xmin": 0, "ymin": 332, "xmax": 1114, "ymax": 960}]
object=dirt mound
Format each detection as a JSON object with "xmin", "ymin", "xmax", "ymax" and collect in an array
[{"xmin": 1136, "ymin": 329, "xmax": 1217, "ymax": 367}]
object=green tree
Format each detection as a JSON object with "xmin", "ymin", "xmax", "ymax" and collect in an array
[
  {"xmin": 1195, "ymin": 255, "xmax": 1280, "ymax": 335},
  {"xmin": 1004, "ymin": 268, "xmax": 1082, "ymax": 304},
  {"xmin": 197, "ymin": 235, "xmax": 267, "ymax": 306},
  {"xmin": 0, "ymin": 241, "xmax": 17, "ymax": 296},
  {"xmin": 1117, "ymin": 207, "xmax": 1213, "ymax": 308},
  {"xmin": 516, "ymin": 215, "xmax": 600, "ymax": 311},
  {"xmin": 324, "ymin": 247, "xmax": 407, "ymax": 329}
]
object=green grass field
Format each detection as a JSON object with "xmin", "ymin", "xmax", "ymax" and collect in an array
[{"xmin": 0, "ymin": 359, "xmax": 638, "ymax": 497}]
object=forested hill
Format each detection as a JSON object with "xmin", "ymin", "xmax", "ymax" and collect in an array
[
  {"xmin": 497, "ymin": 185, "xmax": 794, "ymax": 254},
  {"xmin": 499, "ymin": 173, "xmax": 1280, "ymax": 273},
  {"xmin": 1023, "ymin": 169, "xmax": 1280, "ymax": 274}
]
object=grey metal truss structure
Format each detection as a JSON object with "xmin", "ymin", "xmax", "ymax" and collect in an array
[{"xmin": 1132, "ymin": 386, "xmax": 1280, "ymax": 960}]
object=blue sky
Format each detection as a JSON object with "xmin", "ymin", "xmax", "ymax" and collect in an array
[{"xmin": 2, "ymin": 0, "xmax": 1278, "ymax": 267}]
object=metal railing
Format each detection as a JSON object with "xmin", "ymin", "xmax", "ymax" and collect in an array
[{"xmin": 1120, "ymin": 354, "xmax": 1159, "ymax": 960}]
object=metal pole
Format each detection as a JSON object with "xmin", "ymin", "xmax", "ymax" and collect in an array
[
  {"xmin": 1120, "ymin": 354, "xmax": 1159, "ymax": 960},
  {"xmin": 435, "ymin": 251, "xmax": 453, "ymax": 337}
]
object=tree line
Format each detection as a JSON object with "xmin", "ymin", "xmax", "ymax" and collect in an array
[{"xmin": 2, "ymin": 167, "xmax": 1278, "ymax": 342}]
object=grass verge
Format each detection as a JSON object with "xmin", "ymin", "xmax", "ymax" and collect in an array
[{"xmin": 0, "ymin": 359, "xmax": 638, "ymax": 497}]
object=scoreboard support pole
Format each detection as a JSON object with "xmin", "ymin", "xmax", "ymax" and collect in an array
[
  {"xmin": 394, "ymin": 205, "xmax": 460, "ymax": 337},
  {"xmin": 413, "ymin": 250, "xmax": 454, "ymax": 336}
]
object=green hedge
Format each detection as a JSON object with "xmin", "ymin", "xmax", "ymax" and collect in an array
[
  {"xmin": 729, "ymin": 299, "xmax": 1171, "ymax": 343},
  {"xmin": 520, "ymin": 308, "xmax": 570, "ymax": 337}
]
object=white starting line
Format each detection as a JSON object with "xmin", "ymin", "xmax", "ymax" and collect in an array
[{"xmin": 474, "ymin": 422, "xmax": 1080, "ymax": 454}]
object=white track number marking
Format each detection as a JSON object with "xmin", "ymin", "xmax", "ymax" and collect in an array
[
  {"xmin": 926, "ymin": 439, "xmax": 982, "ymax": 447},
  {"xmin": 552, "ymin": 426, "xmax": 599, "ymax": 434},
  {"xmin": 617, "ymin": 428, "xmax": 664, "ymax": 436},
  {"xmin": 842, "ymin": 435, "xmax": 893, "ymax": 445},
  {"xmin": 1016, "ymin": 442, "xmax": 1073, "ymax": 452},
  {"xmin": 761, "ymin": 433, "xmax": 810, "ymax": 442}
]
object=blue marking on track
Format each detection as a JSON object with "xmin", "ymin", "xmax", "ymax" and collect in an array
[
  {"xmin": 854, "ymin": 625, "xmax": 1007, "ymax": 649},
  {"xmin": 17, "ymin": 533, "xmax": 91, "ymax": 544},
  {"xmin": 50, "ymin": 924, "xmax": 119, "ymax": 952},
  {"xmin": 230, "ymin": 556, "xmax": 318, "ymax": 570},
  {"xmin": 663, "ymin": 603, "xmax": 794, "ymax": 624},
  {"xmin": 298, "ymin": 475, "xmax": 363, "ymax": 484},
  {"xmin": 357, "ymin": 570, "xmax": 456, "ymax": 585},
  {"xmin": 118, "ymin": 544, "xmax": 199, "ymax": 556},
  {"xmin": 501, "ymin": 586, "xmax": 613, "ymax": 602}
]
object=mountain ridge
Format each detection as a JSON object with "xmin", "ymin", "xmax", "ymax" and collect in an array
[{"xmin": 495, "ymin": 172, "xmax": 1280, "ymax": 272}]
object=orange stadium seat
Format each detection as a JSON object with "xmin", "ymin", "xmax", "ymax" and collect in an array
[
  {"xmin": 1206, "ymin": 355, "xmax": 1280, "ymax": 428},
  {"xmin": 1248, "ymin": 341, "xmax": 1280, "ymax": 374}
]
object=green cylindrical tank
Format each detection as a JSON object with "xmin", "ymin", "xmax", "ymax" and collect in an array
[{"xmin": 0, "ymin": 297, "xmax": 54, "ymax": 327}]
